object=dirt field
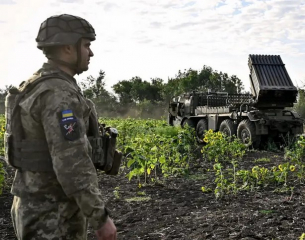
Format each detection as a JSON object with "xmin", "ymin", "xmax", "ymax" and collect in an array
[{"xmin": 1, "ymin": 151, "xmax": 305, "ymax": 240}]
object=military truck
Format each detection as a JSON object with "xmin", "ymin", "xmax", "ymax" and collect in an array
[{"xmin": 168, "ymin": 54, "xmax": 304, "ymax": 147}]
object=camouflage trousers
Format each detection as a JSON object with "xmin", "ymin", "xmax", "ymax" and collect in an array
[{"xmin": 11, "ymin": 196, "xmax": 88, "ymax": 240}]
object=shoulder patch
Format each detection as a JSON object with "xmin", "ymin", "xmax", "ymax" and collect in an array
[
  {"xmin": 62, "ymin": 109, "xmax": 74, "ymax": 118},
  {"xmin": 60, "ymin": 110, "xmax": 80, "ymax": 141}
]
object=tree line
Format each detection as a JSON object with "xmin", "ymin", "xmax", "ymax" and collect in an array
[{"xmin": 79, "ymin": 66, "xmax": 244, "ymax": 118}]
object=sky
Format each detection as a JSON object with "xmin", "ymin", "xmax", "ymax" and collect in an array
[{"xmin": 0, "ymin": 0, "xmax": 305, "ymax": 93}]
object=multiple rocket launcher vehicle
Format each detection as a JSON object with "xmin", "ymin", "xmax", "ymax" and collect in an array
[{"xmin": 168, "ymin": 55, "xmax": 304, "ymax": 147}]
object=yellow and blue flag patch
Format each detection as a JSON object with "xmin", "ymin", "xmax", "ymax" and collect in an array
[
  {"xmin": 60, "ymin": 109, "xmax": 79, "ymax": 141},
  {"xmin": 62, "ymin": 109, "xmax": 73, "ymax": 118}
]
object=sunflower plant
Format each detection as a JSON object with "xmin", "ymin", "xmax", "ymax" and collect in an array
[
  {"xmin": 201, "ymin": 130, "xmax": 247, "ymax": 198},
  {"xmin": 285, "ymin": 136, "xmax": 305, "ymax": 182},
  {"xmin": 101, "ymin": 118, "xmax": 198, "ymax": 184}
]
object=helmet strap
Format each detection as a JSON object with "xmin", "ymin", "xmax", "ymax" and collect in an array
[
  {"xmin": 76, "ymin": 39, "xmax": 83, "ymax": 75},
  {"xmin": 47, "ymin": 40, "xmax": 83, "ymax": 75}
]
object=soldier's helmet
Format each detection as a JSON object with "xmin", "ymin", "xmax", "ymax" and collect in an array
[{"xmin": 36, "ymin": 14, "xmax": 96, "ymax": 49}]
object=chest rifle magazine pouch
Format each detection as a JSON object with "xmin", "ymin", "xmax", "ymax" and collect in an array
[
  {"xmin": 88, "ymin": 112, "xmax": 106, "ymax": 170},
  {"xmin": 90, "ymin": 136, "xmax": 105, "ymax": 169}
]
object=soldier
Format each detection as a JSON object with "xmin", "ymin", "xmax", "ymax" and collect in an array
[{"xmin": 7, "ymin": 14, "xmax": 117, "ymax": 239}]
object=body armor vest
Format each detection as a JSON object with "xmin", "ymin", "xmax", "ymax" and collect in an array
[{"xmin": 4, "ymin": 71, "xmax": 122, "ymax": 174}]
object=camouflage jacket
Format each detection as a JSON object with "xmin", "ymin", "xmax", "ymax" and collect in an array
[{"xmin": 11, "ymin": 63, "xmax": 108, "ymax": 230}]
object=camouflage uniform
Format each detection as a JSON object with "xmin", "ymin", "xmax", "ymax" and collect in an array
[{"xmin": 10, "ymin": 63, "xmax": 108, "ymax": 240}]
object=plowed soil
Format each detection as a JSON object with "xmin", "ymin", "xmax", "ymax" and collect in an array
[{"xmin": 1, "ymin": 151, "xmax": 305, "ymax": 240}]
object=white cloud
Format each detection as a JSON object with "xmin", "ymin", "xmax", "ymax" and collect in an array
[{"xmin": 0, "ymin": 0, "xmax": 305, "ymax": 92}]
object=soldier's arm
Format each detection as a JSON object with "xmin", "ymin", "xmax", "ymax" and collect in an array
[{"xmin": 36, "ymin": 88, "xmax": 108, "ymax": 229}]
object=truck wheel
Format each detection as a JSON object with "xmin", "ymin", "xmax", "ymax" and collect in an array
[
  {"xmin": 237, "ymin": 120, "xmax": 260, "ymax": 148},
  {"xmin": 219, "ymin": 119, "xmax": 237, "ymax": 137},
  {"xmin": 196, "ymin": 119, "xmax": 208, "ymax": 143},
  {"xmin": 182, "ymin": 119, "xmax": 195, "ymax": 128}
]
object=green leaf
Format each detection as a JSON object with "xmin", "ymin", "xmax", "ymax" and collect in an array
[
  {"xmin": 127, "ymin": 159, "xmax": 136, "ymax": 168},
  {"xmin": 159, "ymin": 156, "xmax": 166, "ymax": 164}
]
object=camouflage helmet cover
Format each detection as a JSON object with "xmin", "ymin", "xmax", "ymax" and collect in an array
[{"xmin": 36, "ymin": 14, "xmax": 96, "ymax": 49}]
